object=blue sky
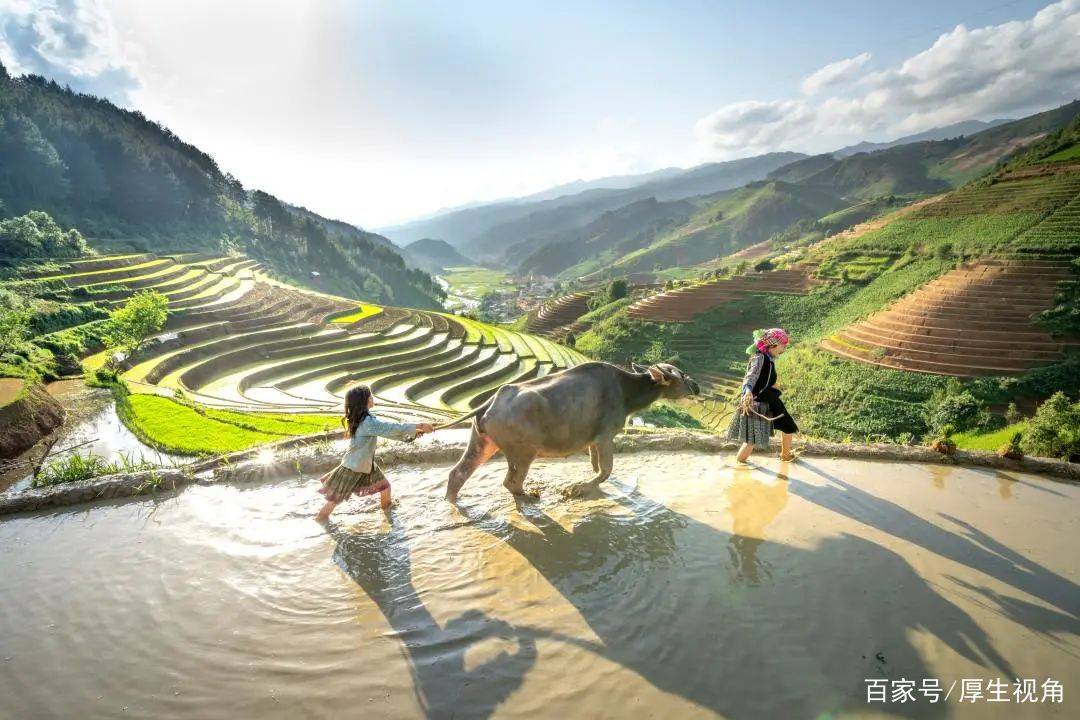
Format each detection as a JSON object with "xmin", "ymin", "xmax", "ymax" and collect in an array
[{"xmin": 1, "ymin": 0, "xmax": 1077, "ymax": 228}]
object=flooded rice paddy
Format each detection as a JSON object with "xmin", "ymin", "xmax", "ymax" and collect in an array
[
  {"xmin": 1, "ymin": 452, "xmax": 1077, "ymax": 718},
  {"xmin": 1, "ymin": 380, "xmax": 185, "ymax": 493}
]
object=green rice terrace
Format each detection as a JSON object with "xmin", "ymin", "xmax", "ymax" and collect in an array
[
  {"xmin": 572, "ymin": 158, "xmax": 1080, "ymax": 446},
  {"xmin": 0, "ymin": 251, "xmax": 586, "ymax": 464}
]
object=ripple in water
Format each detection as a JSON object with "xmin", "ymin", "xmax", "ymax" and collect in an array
[{"xmin": 1, "ymin": 453, "xmax": 1077, "ymax": 719}]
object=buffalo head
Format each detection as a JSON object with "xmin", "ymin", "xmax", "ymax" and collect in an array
[{"xmin": 631, "ymin": 362, "xmax": 701, "ymax": 399}]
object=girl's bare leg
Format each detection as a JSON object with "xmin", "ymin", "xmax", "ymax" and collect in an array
[
  {"xmin": 380, "ymin": 486, "xmax": 392, "ymax": 510},
  {"xmin": 780, "ymin": 433, "xmax": 795, "ymax": 461},
  {"xmin": 315, "ymin": 500, "xmax": 338, "ymax": 522},
  {"xmin": 736, "ymin": 443, "xmax": 753, "ymax": 463}
]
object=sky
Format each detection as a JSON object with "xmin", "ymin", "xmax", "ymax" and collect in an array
[{"xmin": 1, "ymin": 0, "xmax": 1078, "ymax": 229}]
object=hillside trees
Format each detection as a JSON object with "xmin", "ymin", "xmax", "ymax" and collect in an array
[
  {"xmin": 0, "ymin": 210, "xmax": 86, "ymax": 257},
  {"xmin": 0, "ymin": 64, "xmax": 444, "ymax": 307}
]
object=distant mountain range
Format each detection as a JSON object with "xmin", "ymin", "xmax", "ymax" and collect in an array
[
  {"xmin": 833, "ymin": 118, "xmax": 1013, "ymax": 157},
  {"xmin": 383, "ymin": 100, "xmax": 1079, "ymax": 282},
  {"xmin": 380, "ymin": 152, "xmax": 805, "ymax": 256},
  {"xmin": 401, "ymin": 238, "xmax": 474, "ymax": 273}
]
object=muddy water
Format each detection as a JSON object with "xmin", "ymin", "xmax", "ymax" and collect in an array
[
  {"xmin": 1, "ymin": 380, "xmax": 184, "ymax": 493},
  {"xmin": 1, "ymin": 454, "xmax": 1077, "ymax": 719}
]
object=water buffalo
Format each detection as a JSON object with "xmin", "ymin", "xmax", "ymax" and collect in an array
[{"xmin": 439, "ymin": 361, "xmax": 700, "ymax": 501}]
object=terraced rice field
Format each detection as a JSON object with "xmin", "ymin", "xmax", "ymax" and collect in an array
[
  {"xmin": 913, "ymin": 164, "xmax": 1080, "ymax": 223},
  {"xmin": 524, "ymin": 291, "xmax": 594, "ymax": 338},
  {"xmin": 28, "ymin": 253, "xmax": 588, "ymax": 430},
  {"xmin": 821, "ymin": 259, "xmax": 1078, "ymax": 376},
  {"xmin": 627, "ymin": 268, "xmax": 818, "ymax": 323}
]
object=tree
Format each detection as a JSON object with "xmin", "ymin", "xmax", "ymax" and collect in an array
[
  {"xmin": 607, "ymin": 278, "xmax": 629, "ymax": 301},
  {"xmin": 0, "ymin": 210, "xmax": 86, "ymax": 258},
  {"xmin": 103, "ymin": 290, "xmax": 168, "ymax": 366}
]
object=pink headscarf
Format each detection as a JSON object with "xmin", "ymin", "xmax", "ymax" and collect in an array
[{"xmin": 752, "ymin": 328, "xmax": 790, "ymax": 354}]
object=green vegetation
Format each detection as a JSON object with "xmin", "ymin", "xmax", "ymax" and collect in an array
[
  {"xmin": 0, "ymin": 65, "xmax": 443, "ymax": 308},
  {"xmin": 954, "ymin": 422, "xmax": 1030, "ymax": 452},
  {"xmin": 635, "ymin": 402, "xmax": 704, "ymax": 430},
  {"xmin": 609, "ymin": 181, "xmax": 847, "ymax": 275},
  {"xmin": 0, "ymin": 210, "xmax": 86, "ymax": 258},
  {"xmin": 102, "ymin": 290, "xmax": 168, "ymax": 367},
  {"xmin": 1044, "ymin": 143, "xmax": 1080, "ymax": 163},
  {"xmin": 32, "ymin": 451, "xmax": 156, "ymax": 488},
  {"xmin": 328, "ymin": 303, "xmax": 382, "ymax": 324},
  {"xmin": 524, "ymin": 116, "xmax": 1080, "ymax": 450},
  {"xmin": 121, "ymin": 393, "xmax": 276, "ymax": 455},
  {"xmin": 1020, "ymin": 392, "xmax": 1080, "ymax": 460},
  {"xmin": 442, "ymin": 266, "xmax": 516, "ymax": 297},
  {"xmin": 1037, "ymin": 258, "xmax": 1080, "ymax": 335}
]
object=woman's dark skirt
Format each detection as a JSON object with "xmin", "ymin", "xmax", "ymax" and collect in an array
[
  {"xmin": 318, "ymin": 463, "xmax": 390, "ymax": 503},
  {"xmin": 759, "ymin": 387, "xmax": 798, "ymax": 434}
]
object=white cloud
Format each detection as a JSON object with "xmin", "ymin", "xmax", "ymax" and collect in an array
[
  {"xmin": 0, "ymin": 0, "xmax": 140, "ymax": 104},
  {"xmin": 693, "ymin": 99, "xmax": 816, "ymax": 155},
  {"xmin": 695, "ymin": 0, "xmax": 1080, "ymax": 159},
  {"xmin": 801, "ymin": 52, "xmax": 871, "ymax": 95}
]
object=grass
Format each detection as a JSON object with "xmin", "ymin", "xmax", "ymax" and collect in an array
[
  {"xmin": 120, "ymin": 393, "xmax": 281, "ymax": 455},
  {"xmin": 442, "ymin": 266, "xmax": 517, "ymax": 297},
  {"xmin": 33, "ymin": 451, "xmax": 157, "ymax": 487},
  {"xmin": 327, "ymin": 303, "xmax": 382, "ymax": 324},
  {"xmin": 953, "ymin": 422, "xmax": 1029, "ymax": 452},
  {"xmin": 1044, "ymin": 142, "xmax": 1080, "ymax": 163}
]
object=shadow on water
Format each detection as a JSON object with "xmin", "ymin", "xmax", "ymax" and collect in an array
[
  {"xmin": 777, "ymin": 460, "xmax": 1080, "ymax": 627},
  {"xmin": 330, "ymin": 520, "xmax": 604, "ymax": 719},
  {"xmin": 442, "ymin": 475, "xmax": 1016, "ymax": 719}
]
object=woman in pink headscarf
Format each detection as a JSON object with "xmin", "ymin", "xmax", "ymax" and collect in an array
[{"xmin": 727, "ymin": 328, "xmax": 799, "ymax": 463}]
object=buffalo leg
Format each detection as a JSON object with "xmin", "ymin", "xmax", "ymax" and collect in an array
[
  {"xmin": 501, "ymin": 447, "xmax": 537, "ymax": 497},
  {"xmin": 446, "ymin": 428, "xmax": 499, "ymax": 502},
  {"xmin": 564, "ymin": 436, "xmax": 615, "ymax": 498},
  {"xmin": 589, "ymin": 437, "xmax": 615, "ymax": 485}
]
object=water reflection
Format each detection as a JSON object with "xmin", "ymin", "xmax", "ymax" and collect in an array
[{"xmin": 725, "ymin": 466, "xmax": 789, "ymax": 585}]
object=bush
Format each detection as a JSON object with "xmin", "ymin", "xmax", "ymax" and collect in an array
[
  {"xmin": 0, "ymin": 210, "xmax": 86, "ymax": 258},
  {"xmin": 1021, "ymin": 392, "xmax": 1080, "ymax": 460},
  {"xmin": 1004, "ymin": 402, "xmax": 1022, "ymax": 425},
  {"xmin": 0, "ymin": 288, "xmax": 30, "ymax": 354},
  {"xmin": 928, "ymin": 391, "xmax": 989, "ymax": 433}
]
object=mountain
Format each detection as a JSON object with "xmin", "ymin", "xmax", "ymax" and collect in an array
[
  {"xmin": 767, "ymin": 154, "xmax": 838, "ymax": 183},
  {"xmin": 463, "ymin": 152, "xmax": 808, "ymax": 262},
  {"xmin": 515, "ymin": 197, "xmax": 697, "ymax": 278},
  {"xmin": 379, "ymin": 152, "xmax": 806, "ymax": 252},
  {"xmin": 604, "ymin": 180, "xmax": 848, "ymax": 275},
  {"xmin": 514, "ymin": 166, "xmax": 686, "ymax": 202},
  {"xmin": 770, "ymin": 101, "xmax": 1080, "ymax": 199},
  {"xmin": 833, "ymin": 118, "xmax": 1013, "ymax": 157},
  {"xmin": 401, "ymin": 238, "xmax": 474, "ymax": 273},
  {"xmin": 0, "ymin": 63, "xmax": 444, "ymax": 308}
]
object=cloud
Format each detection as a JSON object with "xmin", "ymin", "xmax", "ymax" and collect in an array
[
  {"xmin": 695, "ymin": 0, "xmax": 1080, "ymax": 158},
  {"xmin": 801, "ymin": 52, "xmax": 871, "ymax": 95},
  {"xmin": 694, "ymin": 100, "xmax": 815, "ymax": 154},
  {"xmin": 0, "ymin": 0, "xmax": 139, "ymax": 104}
]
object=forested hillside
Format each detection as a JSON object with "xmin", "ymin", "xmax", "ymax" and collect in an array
[{"xmin": 0, "ymin": 63, "xmax": 443, "ymax": 308}]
